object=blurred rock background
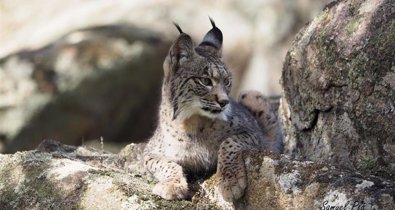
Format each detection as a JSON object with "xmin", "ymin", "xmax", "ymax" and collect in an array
[{"xmin": 0, "ymin": 0, "xmax": 332, "ymax": 153}]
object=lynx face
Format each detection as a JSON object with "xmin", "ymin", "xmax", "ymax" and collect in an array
[{"xmin": 163, "ymin": 22, "xmax": 232, "ymax": 121}]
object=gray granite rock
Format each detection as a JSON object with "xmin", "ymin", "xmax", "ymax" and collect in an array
[
  {"xmin": 281, "ymin": 0, "xmax": 395, "ymax": 179},
  {"xmin": 0, "ymin": 25, "xmax": 168, "ymax": 153},
  {"xmin": 1, "ymin": 141, "xmax": 394, "ymax": 210}
]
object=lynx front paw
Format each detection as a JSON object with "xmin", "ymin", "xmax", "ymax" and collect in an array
[
  {"xmin": 218, "ymin": 167, "xmax": 247, "ymax": 202},
  {"xmin": 152, "ymin": 177, "xmax": 190, "ymax": 200}
]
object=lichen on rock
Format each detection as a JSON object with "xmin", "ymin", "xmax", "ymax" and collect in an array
[
  {"xmin": 0, "ymin": 140, "xmax": 201, "ymax": 209},
  {"xmin": 1, "ymin": 140, "xmax": 394, "ymax": 209},
  {"xmin": 281, "ymin": 0, "xmax": 395, "ymax": 178}
]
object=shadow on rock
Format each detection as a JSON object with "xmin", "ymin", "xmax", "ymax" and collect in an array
[{"xmin": 1, "ymin": 24, "xmax": 170, "ymax": 153}]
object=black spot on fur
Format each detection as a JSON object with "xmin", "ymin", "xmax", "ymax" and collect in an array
[{"xmin": 258, "ymin": 111, "xmax": 264, "ymax": 117}]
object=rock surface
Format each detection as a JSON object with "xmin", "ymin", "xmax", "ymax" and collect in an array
[
  {"xmin": 1, "ymin": 140, "xmax": 394, "ymax": 210},
  {"xmin": 201, "ymin": 151, "xmax": 395, "ymax": 210},
  {"xmin": 0, "ymin": 140, "xmax": 198, "ymax": 210},
  {"xmin": 281, "ymin": 0, "xmax": 395, "ymax": 178}
]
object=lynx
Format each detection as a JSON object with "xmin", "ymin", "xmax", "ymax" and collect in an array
[{"xmin": 143, "ymin": 19, "xmax": 283, "ymax": 201}]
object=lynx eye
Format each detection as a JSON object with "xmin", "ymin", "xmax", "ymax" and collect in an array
[
  {"xmin": 224, "ymin": 77, "xmax": 231, "ymax": 87},
  {"xmin": 198, "ymin": 77, "xmax": 212, "ymax": 87}
]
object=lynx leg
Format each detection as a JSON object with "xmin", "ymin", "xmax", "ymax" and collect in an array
[
  {"xmin": 217, "ymin": 136, "xmax": 257, "ymax": 201},
  {"xmin": 144, "ymin": 154, "xmax": 189, "ymax": 200}
]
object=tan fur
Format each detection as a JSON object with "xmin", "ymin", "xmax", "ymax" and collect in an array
[{"xmin": 142, "ymin": 21, "xmax": 283, "ymax": 201}]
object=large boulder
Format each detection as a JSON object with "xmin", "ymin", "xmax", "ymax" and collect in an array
[
  {"xmin": 0, "ymin": 25, "xmax": 169, "ymax": 153},
  {"xmin": 281, "ymin": 0, "xmax": 395, "ymax": 178}
]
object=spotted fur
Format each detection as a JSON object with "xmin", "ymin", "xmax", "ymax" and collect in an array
[{"xmin": 143, "ymin": 19, "xmax": 283, "ymax": 201}]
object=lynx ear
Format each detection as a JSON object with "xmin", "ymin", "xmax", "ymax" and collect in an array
[
  {"xmin": 163, "ymin": 23, "xmax": 194, "ymax": 80},
  {"xmin": 196, "ymin": 17, "xmax": 223, "ymax": 56},
  {"xmin": 171, "ymin": 34, "xmax": 194, "ymax": 62}
]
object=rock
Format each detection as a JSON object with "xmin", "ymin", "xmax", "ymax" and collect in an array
[
  {"xmin": 1, "ymin": 141, "xmax": 394, "ymax": 210},
  {"xmin": 281, "ymin": 0, "xmax": 395, "ymax": 178},
  {"xmin": 0, "ymin": 140, "xmax": 202, "ymax": 210},
  {"xmin": 199, "ymin": 150, "xmax": 395, "ymax": 210},
  {"xmin": 0, "ymin": 25, "xmax": 169, "ymax": 153}
]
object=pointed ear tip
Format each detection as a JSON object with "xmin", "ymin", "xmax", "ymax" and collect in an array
[
  {"xmin": 208, "ymin": 17, "xmax": 216, "ymax": 28},
  {"xmin": 173, "ymin": 22, "xmax": 183, "ymax": 34}
]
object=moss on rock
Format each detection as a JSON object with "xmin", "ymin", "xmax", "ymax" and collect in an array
[{"xmin": 281, "ymin": 0, "xmax": 395, "ymax": 178}]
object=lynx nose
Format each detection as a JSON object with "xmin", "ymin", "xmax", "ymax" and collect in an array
[
  {"xmin": 217, "ymin": 98, "xmax": 229, "ymax": 108},
  {"xmin": 214, "ymin": 89, "xmax": 229, "ymax": 108}
]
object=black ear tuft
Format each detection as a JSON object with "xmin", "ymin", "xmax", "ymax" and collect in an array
[
  {"xmin": 209, "ymin": 17, "xmax": 216, "ymax": 28},
  {"xmin": 197, "ymin": 17, "xmax": 223, "ymax": 55},
  {"xmin": 173, "ymin": 22, "xmax": 183, "ymax": 34}
]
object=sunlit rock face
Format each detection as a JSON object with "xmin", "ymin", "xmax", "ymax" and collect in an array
[
  {"xmin": 281, "ymin": 0, "xmax": 395, "ymax": 178},
  {"xmin": 1, "ymin": 141, "xmax": 394, "ymax": 210}
]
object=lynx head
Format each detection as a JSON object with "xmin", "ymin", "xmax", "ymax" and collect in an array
[{"xmin": 163, "ymin": 18, "xmax": 232, "ymax": 121}]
